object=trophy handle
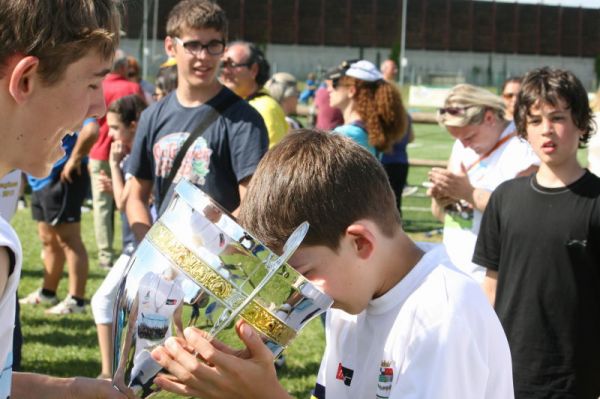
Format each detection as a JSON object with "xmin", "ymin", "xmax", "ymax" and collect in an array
[{"xmin": 208, "ymin": 222, "xmax": 309, "ymax": 337}]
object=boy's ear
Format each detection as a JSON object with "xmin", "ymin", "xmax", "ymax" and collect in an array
[
  {"xmin": 165, "ymin": 37, "xmax": 176, "ymax": 57},
  {"xmin": 8, "ymin": 56, "xmax": 40, "ymax": 105},
  {"xmin": 345, "ymin": 222, "xmax": 375, "ymax": 260}
]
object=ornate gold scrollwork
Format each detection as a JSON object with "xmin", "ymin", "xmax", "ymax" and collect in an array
[{"xmin": 147, "ymin": 222, "xmax": 296, "ymax": 346}]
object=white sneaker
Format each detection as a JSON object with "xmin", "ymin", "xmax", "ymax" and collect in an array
[
  {"xmin": 19, "ymin": 288, "xmax": 59, "ymax": 306},
  {"xmin": 45, "ymin": 295, "xmax": 85, "ymax": 315}
]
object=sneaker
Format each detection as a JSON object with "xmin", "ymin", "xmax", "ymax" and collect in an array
[
  {"xmin": 402, "ymin": 186, "xmax": 418, "ymax": 197},
  {"xmin": 45, "ymin": 295, "xmax": 85, "ymax": 315},
  {"xmin": 19, "ymin": 288, "xmax": 59, "ymax": 306}
]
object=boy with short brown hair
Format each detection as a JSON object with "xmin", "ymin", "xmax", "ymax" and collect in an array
[
  {"xmin": 151, "ymin": 130, "xmax": 514, "ymax": 399},
  {"xmin": 126, "ymin": 0, "xmax": 268, "ymax": 241},
  {"xmin": 0, "ymin": 0, "xmax": 125, "ymax": 397},
  {"xmin": 474, "ymin": 67, "xmax": 600, "ymax": 398}
]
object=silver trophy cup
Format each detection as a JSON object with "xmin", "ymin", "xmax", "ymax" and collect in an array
[{"xmin": 112, "ymin": 179, "xmax": 333, "ymax": 397}]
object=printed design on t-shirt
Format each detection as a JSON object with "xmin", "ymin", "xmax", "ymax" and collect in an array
[
  {"xmin": 376, "ymin": 360, "xmax": 394, "ymax": 399},
  {"xmin": 336, "ymin": 362, "xmax": 354, "ymax": 386},
  {"xmin": 153, "ymin": 132, "xmax": 213, "ymax": 186}
]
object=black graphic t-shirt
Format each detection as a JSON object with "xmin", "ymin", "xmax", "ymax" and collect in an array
[{"xmin": 128, "ymin": 87, "xmax": 268, "ymax": 212}]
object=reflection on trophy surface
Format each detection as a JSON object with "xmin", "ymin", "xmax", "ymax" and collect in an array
[{"xmin": 112, "ymin": 180, "xmax": 333, "ymax": 397}]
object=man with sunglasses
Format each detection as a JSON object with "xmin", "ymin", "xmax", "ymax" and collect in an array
[
  {"xmin": 126, "ymin": 0, "xmax": 268, "ymax": 243},
  {"xmin": 220, "ymin": 41, "xmax": 288, "ymax": 148}
]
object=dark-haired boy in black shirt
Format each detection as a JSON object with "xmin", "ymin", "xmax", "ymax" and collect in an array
[{"xmin": 474, "ymin": 67, "xmax": 600, "ymax": 399}]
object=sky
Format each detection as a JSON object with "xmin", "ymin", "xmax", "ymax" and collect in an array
[{"xmin": 477, "ymin": 0, "xmax": 600, "ymax": 8}]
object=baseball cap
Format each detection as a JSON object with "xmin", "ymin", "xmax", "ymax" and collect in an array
[
  {"xmin": 346, "ymin": 60, "xmax": 383, "ymax": 82},
  {"xmin": 324, "ymin": 59, "xmax": 383, "ymax": 83}
]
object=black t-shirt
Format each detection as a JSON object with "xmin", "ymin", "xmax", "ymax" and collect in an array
[
  {"xmin": 128, "ymin": 87, "xmax": 268, "ymax": 212},
  {"xmin": 473, "ymin": 171, "xmax": 600, "ymax": 399}
]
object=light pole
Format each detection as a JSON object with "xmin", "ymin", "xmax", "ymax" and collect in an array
[{"xmin": 399, "ymin": 0, "xmax": 408, "ymax": 86}]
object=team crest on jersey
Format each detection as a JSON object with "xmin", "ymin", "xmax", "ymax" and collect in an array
[
  {"xmin": 336, "ymin": 362, "xmax": 354, "ymax": 386},
  {"xmin": 376, "ymin": 360, "xmax": 394, "ymax": 399}
]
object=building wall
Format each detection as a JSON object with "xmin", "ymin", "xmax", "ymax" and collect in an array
[
  {"xmin": 126, "ymin": 37, "xmax": 596, "ymax": 91},
  {"xmin": 124, "ymin": 0, "xmax": 600, "ymax": 57}
]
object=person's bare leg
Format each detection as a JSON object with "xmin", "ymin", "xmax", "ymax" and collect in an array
[
  {"xmin": 54, "ymin": 222, "xmax": 88, "ymax": 298},
  {"xmin": 37, "ymin": 222, "xmax": 65, "ymax": 292},
  {"xmin": 96, "ymin": 323, "xmax": 113, "ymax": 378}
]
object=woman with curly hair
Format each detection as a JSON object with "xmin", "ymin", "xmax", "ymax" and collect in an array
[{"xmin": 326, "ymin": 60, "xmax": 408, "ymax": 157}]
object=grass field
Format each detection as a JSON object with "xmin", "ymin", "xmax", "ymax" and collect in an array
[{"xmin": 12, "ymin": 122, "xmax": 589, "ymax": 398}]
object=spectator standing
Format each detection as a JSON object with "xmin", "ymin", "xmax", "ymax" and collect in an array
[
  {"xmin": 474, "ymin": 67, "xmax": 600, "ymax": 398},
  {"xmin": 88, "ymin": 50, "xmax": 143, "ymax": 269},
  {"xmin": 127, "ymin": 55, "xmax": 155, "ymax": 105},
  {"xmin": 500, "ymin": 76, "xmax": 522, "ymax": 121},
  {"xmin": 220, "ymin": 41, "xmax": 287, "ymax": 148},
  {"xmin": 298, "ymin": 72, "xmax": 317, "ymax": 104},
  {"xmin": 380, "ymin": 59, "xmax": 398, "ymax": 82},
  {"xmin": 313, "ymin": 82, "xmax": 343, "ymax": 130},
  {"xmin": 428, "ymin": 84, "xmax": 538, "ymax": 282},
  {"xmin": 153, "ymin": 64, "xmax": 178, "ymax": 102},
  {"xmin": 380, "ymin": 59, "xmax": 413, "ymax": 212},
  {"xmin": 20, "ymin": 119, "xmax": 98, "ymax": 314},
  {"xmin": 0, "ymin": 0, "xmax": 125, "ymax": 397},
  {"xmin": 265, "ymin": 72, "xmax": 303, "ymax": 131},
  {"xmin": 126, "ymin": 0, "xmax": 268, "ymax": 244},
  {"xmin": 326, "ymin": 60, "xmax": 407, "ymax": 157},
  {"xmin": 151, "ymin": 131, "xmax": 514, "ymax": 399}
]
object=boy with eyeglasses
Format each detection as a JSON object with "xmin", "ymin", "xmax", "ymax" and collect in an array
[
  {"xmin": 474, "ymin": 67, "xmax": 600, "ymax": 398},
  {"xmin": 126, "ymin": 0, "xmax": 268, "ymax": 242}
]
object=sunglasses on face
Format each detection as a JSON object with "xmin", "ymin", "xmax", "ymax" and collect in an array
[
  {"xmin": 502, "ymin": 92, "xmax": 517, "ymax": 100},
  {"xmin": 330, "ymin": 79, "xmax": 352, "ymax": 90},
  {"xmin": 174, "ymin": 37, "xmax": 225, "ymax": 56},
  {"xmin": 438, "ymin": 106, "xmax": 473, "ymax": 116},
  {"xmin": 220, "ymin": 58, "xmax": 252, "ymax": 69}
]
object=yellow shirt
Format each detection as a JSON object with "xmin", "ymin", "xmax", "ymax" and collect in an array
[{"xmin": 248, "ymin": 89, "xmax": 288, "ymax": 148}]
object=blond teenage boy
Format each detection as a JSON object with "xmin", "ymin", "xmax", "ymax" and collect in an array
[
  {"xmin": 150, "ymin": 131, "xmax": 514, "ymax": 399},
  {"xmin": 0, "ymin": 1, "xmax": 126, "ymax": 397},
  {"xmin": 474, "ymin": 67, "xmax": 600, "ymax": 398}
]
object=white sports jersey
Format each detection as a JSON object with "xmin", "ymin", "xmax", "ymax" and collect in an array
[
  {"xmin": 0, "ymin": 217, "xmax": 22, "ymax": 398},
  {"xmin": 312, "ymin": 245, "xmax": 513, "ymax": 399}
]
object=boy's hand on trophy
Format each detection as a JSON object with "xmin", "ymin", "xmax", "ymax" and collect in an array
[{"xmin": 151, "ymin": 322, "xmax": 291, "ymax": 399}]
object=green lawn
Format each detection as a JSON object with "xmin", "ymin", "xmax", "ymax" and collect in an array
[{"xmin": 12, "ymin": 122, "xmax": 589, "ymax": 398}]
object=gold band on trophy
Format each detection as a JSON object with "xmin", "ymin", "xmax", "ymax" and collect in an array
[{"xmin": 147, "ymin": 222, "xmax": 297, "ymax": 346}]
